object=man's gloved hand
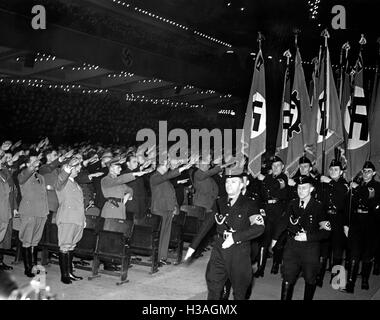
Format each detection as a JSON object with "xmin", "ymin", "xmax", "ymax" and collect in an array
[
  {"xmin": 222, "ymin": 232, "xmax": 235, "ymax": 249},
  {"xmin": 184, "ymin": 247, "xmax": 195, "ymax": 261}
]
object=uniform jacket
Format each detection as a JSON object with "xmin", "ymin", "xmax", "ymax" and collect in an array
[
  {"xmin": 122, "ymin": 167, "xmax": 148, "ymax": 218},
  {"xmin": 351, "ymin": 178, "xmax": 380, "ymax": 221},
  {"xmin": 320, "ymin": 176, "xmax": 349, "ymax": 226},
  {"xmin": 101, "ymin": 173, "xmax": 135, "ymax": 219},
  {"xmin": 261, "ymin": 172, "xmax": 289, "ymax": 203},
  {"xmin": 191, "ymin": 194, "xmax": 264, "ymax": 249},
  {"xmin": 150, "ymin": 168, "xmax": 181, "ymax": 213},
  {"xmin": 193, "ymin": 166, "xmax": 222, "ymax": 211},
  {"xmin": 75, "ymin": 168, "xmax": 96, "ymax": 208},
  {"xmin": 0, "ymin": 170, "xmax": 12, "ymax": 223},
  {"xmin": 55, "ymin": 169, "xmax": 85, "ymax": 226},
  {"xmin": 18, "ymin": 168, "xmax": 49, "ymax": 218},
  {"xmin": 39, "ymin": 158, "xmax": 61, "ymax": 212},
  {"xmin": 274, "ymin": 198, "xmax": 330, "ymax": 243}
]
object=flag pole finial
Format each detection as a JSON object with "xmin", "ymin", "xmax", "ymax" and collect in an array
[
  {"xmin": 257, "ymin": 32, "xmax": 265, "ymax": 50},
  {"xmin": 293, "ymin": 28, "xmax": 301, "ymax": 46},
  {"xmin": 342, "ymin": 42, "xmax": 350, "ymax": 59},
  {"xmin": 359, "ymin": 34, "xmax": 367, "ymax": 45},
  {"xmin": 321, "ymin": 29, "xmax": 330, "ymax": 47},
  {"xmin": 283, "ymin": 49, "xmax": 292, "ymax": 65}
]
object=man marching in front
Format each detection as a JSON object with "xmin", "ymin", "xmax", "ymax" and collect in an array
[{"xmin": 272, "ymin": 176, "xmax": 330, "ymax": 300}]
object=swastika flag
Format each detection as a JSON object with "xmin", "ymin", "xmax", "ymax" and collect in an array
[{"xmin": 241, "ymin": 49, "xmax": 266, "ymax": 176}]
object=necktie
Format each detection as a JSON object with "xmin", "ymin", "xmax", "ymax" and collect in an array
[
  {"xmin": 227, "ymin": 198, "xmax": 233, "ymax": 207},
  {"xmin": 300, "ymin": 200, "xmax": 305, "ymax": 209},
  {"xmin": 34, "ymin": 173, "xmax": 40, "ymax": 184}
]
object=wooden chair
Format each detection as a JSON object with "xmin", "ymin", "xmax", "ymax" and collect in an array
[
  {"xmin": 129, "ymin": 213, "xmax": 162, "ymax": 274},
  {"xmin": 73, "ymin": 215, "xmax": 104, "ymax": 271},
  {"xmin": 39, "ymin": 213, "xmax": 59, "ymax": 265},
  {"xmin": 89, "ymin": 218, "xmax": 134, "ymax": 285}
]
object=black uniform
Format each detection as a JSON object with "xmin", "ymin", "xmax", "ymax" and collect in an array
[
  {"xmin": 274, "ymin": 197, "xmax": 330, "ymax": 299},
  {"xmin": 255, "ymin": 172, "xmax": 288, "ymax": 276},
  {"xmin": 190, "ymin": 194, "xmax": 264, "ymax": 300},
  {"xmin": 316, "ymin": 176, "xmax": 349, "ymax": 286},
  {"xmin": 344, "ymin": 176, "xmax": 380, "ymax": 292}
]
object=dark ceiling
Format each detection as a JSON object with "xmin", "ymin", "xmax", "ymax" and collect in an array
[{"xmin": 0, "ymin": 0, "xmax": 379, "ymax": 149}]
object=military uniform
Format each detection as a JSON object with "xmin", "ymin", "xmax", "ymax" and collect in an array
[
  {"xmin": 317, "ymin": 175, "xmax": 349, "ymax": 286},
  {"xmin": 17, "ymin": 167, "xmax": 49, "ymax": 277},
  {"xmin": 274, "ymin": 189, "xmax": 330, "ymax": 300},
  {"xmin": 255, "ymin": 170, "xmax": 288, "ymax": 277},
  {"xmin": 190, "ymin": 194, "xmax": 264, "ymax": 300},
  {"xmin": 55, "ymin": 167, "xmax": 86, "ymax": 284},
  {"xmin": 100, "ymin": 172, "xmax": 135, "ymax": 220},
  {"xmin": 345, "ymin": 162, "xmax": 380, "ymax": 293}
]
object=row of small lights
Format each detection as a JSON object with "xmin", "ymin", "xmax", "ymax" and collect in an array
[
  {"xmin": 219, "ymin": 94, "xmax": 232, "ymax": 98},
  {"xmin": 198, "ymin": 89, "xmax": 216, "ymax": 95},
  {"xmin": 107, "ymin": 71, "xmax": 135, "ymax": 78},
  {"xmin": 218, "ymin": 109, "xmax": 236, "ymax": 115},
  {"xmin": 60, "ymin": 63, "xmax": 100, "ymax": 71},
  {"xmin": 139, "ymin": 78, "xmax": 163, "ymax": 83},
  {"xmin": 183, "ymin": 85, "xmax": 195, "ymax": 90},
  {"xmin": 110, "ymin": 0, "xmax": 232, "ymax": 48},
  {"xmin": 0, "ymin": 78, "xmax": 112, "ymax": 94},
  {"xmin": 308, "ymin": 0, "xmax": 321, "ymax": 20},
  {"xmin": 125, "ymin": 93, "xmax": 204, "ymax": 108},
  {"xmin": 15, "ymin": 52, "xmax": 56, "ymax": 63}
]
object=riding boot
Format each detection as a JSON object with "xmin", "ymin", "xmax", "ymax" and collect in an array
[
  {"xmin": 271, "ymin": 247, "xmax": 282, "ymax": 274},
  {"xmin": 304, "ymin": 283, "xmax": 317, "ymax": 300},
  {"xmin": 316, "ymin": 257, "xmax": 328, "ymax": 287},
  {"xmin": 280, "ymin": 281, "xmax": 294, "ymax": 300},
  {"xmin": 220, "ymin": 279, "xmax": 231, "ymax": 300},
  {"xmin": 361, "ymin": 261, "xmax": 373, "ymax": 290},
  {"xmin": 254, "ymin": 247, "xmax": 267, "ymax": 278},
  {"xmin": 343, "ymin": 259, "xmax": 359, "ymax": 293},
  {"xmin": 68, "ymin": 251, "xmax": 83, "ymax": 280},
  {"xmin": 33, "ymin": 247, "xmax": 39, "ymax": 265},
  {"xmin": 22, "ymin": 247, "xmax": 35, "ymax": 278},
  {"xmin": 58, "ymin": 251, "xmax": 72, "ymax": 284},
  {"xmin": 373, "ymin": 261, "xmax": 380, "ymax": 276}
]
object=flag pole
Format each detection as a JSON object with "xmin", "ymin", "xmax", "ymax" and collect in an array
[
  {"xmin": 339, "ymin": 42, "xmax": 351, "ymax": 105},
  {"xmin": 321, "ymin": 29, "xmax": 330, "ymax": 176},
  {"xmin": 257, "ymin": 31, "xmax": 265, "ymax": 51}
]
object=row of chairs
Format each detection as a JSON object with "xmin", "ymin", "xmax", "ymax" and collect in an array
[{"xmin": 35, "ymin": 205, "xmax": 206, "ymax": 285}]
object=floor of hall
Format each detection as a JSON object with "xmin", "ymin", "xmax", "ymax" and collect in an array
[{"xmin": 3, "ymin": 249, "xmax": 380, "ymax": 300}]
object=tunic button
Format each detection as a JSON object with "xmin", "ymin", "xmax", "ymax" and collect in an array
[{"xmin": 238, "ymin": 214, "xmax": 242, "ymax": 218}]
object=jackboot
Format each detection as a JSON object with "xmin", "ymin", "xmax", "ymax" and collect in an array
[
  {"xmin": 58, "ymin": 251, "xmax": 72, "ymax": 284},
  {"xmin": 280, "ymin": 281, "xmax": 294, "ymax": 300},
  {"xmin": 373, "ymin": 261, "xmax": 380, "ymax": 276},
  {"xmin": 220, "ymin": 279, "xmax": 231, "ymax": 300},
  {"xmin": 254, "ymin": 247, "xmax": 267, "ymax": 278},
  {"xmin": 22, "ymin": 247, "xmax": 35, "ymax": 278},
  {"xmin": 316, "ymin": 257, "xmax": 328, "ymax": 287},
  {"xmin": 304, "ymin": 283, "xmax": 317, "ymax": 300},
  {"xmin": 343, "ymin": 259, "xmax": 359, "ymax": 294},
  {"xmin": 361, "ymin": 261, "xmax": 372, "ymax": 290},
  {"xmin": 68, "ymin": 251, "xmax": 83, "ymax": 281}
]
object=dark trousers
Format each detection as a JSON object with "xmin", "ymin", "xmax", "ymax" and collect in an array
[
  {"xmin": 320, "ymin": 218, "xmax": 347, "ymax": 266},
  {"xmin": 206, "ymin": 239, "xmax": 252, "ymax": 300},
  {"xmin": 348, "ymin": 215, "xmax": 376, "ymax": 263},
  {"xmin": 282, "ymin": 240, "xmax": 320, "ymax": 284}
]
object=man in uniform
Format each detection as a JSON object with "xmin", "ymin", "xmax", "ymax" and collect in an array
[
  {"xmin": 17, "ymin": 154, "xmax": 49, "ymax": 278},
  {"xmin": 54, "ymin": 157, "xmax": 86, "ymax": 284},
  {"xmin": 272, "ymin": 176, "xmax": 331, "ymax": 300},
  {"xmin": 344, "ymin": 161, "xmax": 380, "ymax": 293},
  {"xmin": 150, "ymin": 157, "xmax": 196, "ymax": 265},
  {"xmin": 316, "ymin": 159, "xmax": 349, "ymax": 287},
  {"xmin": 255, "ymin": 156, "xmax": 288, "ymax": 277},
  {"xmin": 184, "ymin": 170, "xmax": 265, "ymax": 300},
  {"xmin": 0, "ymin": 160, "xmax": 16, "ymax": 271}
]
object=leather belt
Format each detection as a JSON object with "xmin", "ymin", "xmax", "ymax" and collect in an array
[
  {"xmin": 46, "ymin": 185, "xmax": 55, "ymax": 191},
  {"xmin": 267, "ymin": 199, "xmax": 278, "ymax": 204},
  {"xmin": 106, "ymin": 197, "xmax": 122, "ymax": 203}
]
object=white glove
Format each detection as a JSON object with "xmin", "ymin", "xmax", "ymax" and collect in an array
[
  {"xmin": 294, "ymin": 232, "xmax": 307, "ymax": 241},
  {"xmin": 222, "ymin": 233, "xmax": 235, "ymax": 249},
  {"xmin": 184, "ymin": 247, "xmax": 195, "ymax": 261},
  {"xmin": 344, "ymin": 226, "xmax": 349, "ymax": 238}
]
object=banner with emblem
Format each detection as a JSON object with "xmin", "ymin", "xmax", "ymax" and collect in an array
[
  {"xmin": 344, "ymin": 51, "xmax": 370, "ymax": 180},
  {"xmin": 310, "ymin": 43, "xmax": 344, "ymax": 173},
  {"xmin": 275, "ymin": 51, "xmax": 291, "ymax": 162},
  {"xmin": 285, "ymin": 47, "xmax": 312, "ymax": 176},
  {"xmin": 241, "ymin": 49, "xmax": 266, "ymax": 176},
  {"xmin": 369, "ymin": 57, "xmax": 380, "ymax": 169}
]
